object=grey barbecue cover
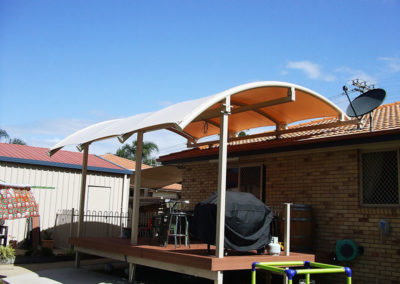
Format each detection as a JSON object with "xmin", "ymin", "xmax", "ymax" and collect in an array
[{"xmin": 191, "ymin": 191, "xmax": 273, "ymax": 252}]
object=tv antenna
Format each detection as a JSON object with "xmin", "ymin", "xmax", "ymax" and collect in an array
[{"xmin": 343, "ymin": 79, "xmax": 386, "ymax": 132}]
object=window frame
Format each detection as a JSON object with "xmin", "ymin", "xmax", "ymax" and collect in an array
[
  {"xmin": 227, "ymin": 163, "xmax": 263, "ymax": 200},
  {"xmin": 359, "ymin": 148, "xmax": 400, "ymax": 207}
]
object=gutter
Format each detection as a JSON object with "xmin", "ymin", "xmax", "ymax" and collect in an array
[{"xmin": 0, "ymin": 156, "xmax": 133, "ymax": 175}]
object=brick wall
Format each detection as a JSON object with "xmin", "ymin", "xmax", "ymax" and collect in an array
[
  {"xmin": 181, "ymin": 149, "xmax": 400, "ymax": 284},
  {"xmin": 181, "ymin": 162, "xmax": 219, "ymax": 209},
  {"xmin": 265, "ymin": 149, "xmax": 400, "ymax": 284}
]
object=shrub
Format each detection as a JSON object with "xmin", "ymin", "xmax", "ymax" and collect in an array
[{"xmin": 0, "ymin": 245, "xmax": 15, "ymax": 261}]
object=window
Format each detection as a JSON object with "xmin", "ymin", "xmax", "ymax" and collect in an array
[
  {"xmin": 227, "ymin": 165, "xmax": 262, "ymax": 199},
  {"xmin": 361, "ymin": 150, "xmax": 399, "ymax": 206}
]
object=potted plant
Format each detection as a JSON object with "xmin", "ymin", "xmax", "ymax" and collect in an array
[
  {"xmin": 41, "ymin": 229, "xmax": 55, "ymax": 250},
  {"xmin": 0, "ymin": 245, "xmax": 15, "ymax": 264}
]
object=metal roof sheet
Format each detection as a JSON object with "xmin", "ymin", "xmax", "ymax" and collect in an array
[{"xmin": 0, "ymin": 143, "xmax": 132, "ymax": 175}]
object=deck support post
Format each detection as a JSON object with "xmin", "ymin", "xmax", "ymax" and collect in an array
[
  {"xmin": 128, "ymin": 263, "xmax": 136, "ymax": 283},
  {"xmin": 283, "ymin": 203, "xmax": 291, "ymax": 284},
  {"xmin": 131, "ymin": 130, "xmax": 143, "ymax": 245},
  {"xmin": 284, "ymin": 203, "xmax": 291, "ymax": 256},
  {"xmin": 215, "ymin": 271, "xmax": 223, "ymax": 284},
  {"xmin": 129, "ymin": 131, "xmax": 144, "ymax": 281},
  {"xmin": 216, "ymin": 97, "xmax": 231, "ymax": 258},
  {"xmin": 75, "ymin": 143, "xmax": 89, "ymax": 268},
  {"xmin": 121, "ymin": 174, "xmax": 130, "ymax": 234}
]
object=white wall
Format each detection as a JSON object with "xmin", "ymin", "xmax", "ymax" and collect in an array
[{"xmin": 0, "ymin": 161, "xmax": 126, "ymax": 245}]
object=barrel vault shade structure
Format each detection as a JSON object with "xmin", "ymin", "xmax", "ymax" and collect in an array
[
  {"xmin": 49, "ymin": 81, "xmax": 347, "ymax": 283},
  {"xmin": 49, "ymin": 81, "xmax": 346, "ymax": 155}
]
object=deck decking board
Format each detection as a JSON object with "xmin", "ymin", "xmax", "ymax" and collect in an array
[{"xmin": 69, "ymin": 237, "xmax": 314, "ymax": 272}]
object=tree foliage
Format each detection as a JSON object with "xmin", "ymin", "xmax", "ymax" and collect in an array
[
  {"xmin": 0, "ymin": 129, "xmax": 9, "ymax": 141},
  {"xmin": 0, "ymin": 129, "xmax": 27, "ymax": 145},
  {"xmin": 116, "ymin": 140, "xmax": 159, "ymax": 166},
  {"xmin": 237, "ymin": 131, "xmax": 247, "ymax": 137},
  {"xmin": 9, "ymin": 138, "xmax": 27, "ymax": 145}
]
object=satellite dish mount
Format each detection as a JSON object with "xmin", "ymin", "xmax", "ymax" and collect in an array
[{"xmin": 343, "ymin": 80, "xmax": 386, "ymax": 132}]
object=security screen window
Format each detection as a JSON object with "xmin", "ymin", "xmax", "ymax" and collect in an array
[
  {"xmin": 361, "ymin": 150, "xmax": 399, "ymax": 206},
  {"xmin": 227, "ymin": 166, "xmax": 262, "ymax": 199}
]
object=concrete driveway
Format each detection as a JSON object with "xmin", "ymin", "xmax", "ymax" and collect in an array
[{"xmin": 0, "ymin": 259, "xmax": 130, "ymax": 284}]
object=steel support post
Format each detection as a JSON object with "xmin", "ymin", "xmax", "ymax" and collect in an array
[
  {"xmin": 75, "ymin": 144, "xmax": 89, "ymax": 268},
  {"xmin": 129, "ymin": 131, "xmax": 144, "ymax": 282},
  {"xmin": 215, "ymin": 97, "xmax": 231, "ymax": 259}
]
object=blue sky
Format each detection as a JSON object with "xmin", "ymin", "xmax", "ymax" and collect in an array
[{"xmin": 1, "ymin": 0, "xmax": 399, "ymax": 157}]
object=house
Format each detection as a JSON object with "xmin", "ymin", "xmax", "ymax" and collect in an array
[
  {"xmin": 101, "ymin": 153, "xmax": 153, "ymax": 199},
  {"xmin": 152, "ymin": 183, "xmax": 182, "ymax": 199},
  {"xmin": 50, "ymin": 81, "xmax": 388, "ymax": 283},
  {"xmin": 101, "ymin": 153, "xmax": 182, "ymax": 202},
  {"xmin": 0, "ymin": 143, "xmax": 132, "ymax": 248},
  {"xmin": 158, "ymin": 102, "xmax": 400, "ymax": 283}
]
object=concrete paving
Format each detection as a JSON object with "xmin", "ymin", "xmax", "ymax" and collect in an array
[{"xmin": 0, "ymin": 259, "xmax": 130, "ymax": 284}]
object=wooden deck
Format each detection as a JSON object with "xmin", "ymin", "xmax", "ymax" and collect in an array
[{"xmin": 70, "ymin": 237, "xmax": 315, "ymax": 282}]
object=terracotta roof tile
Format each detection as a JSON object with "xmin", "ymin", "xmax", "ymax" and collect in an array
[
  {"xmin": 225, "ymin": 103, "xmax": 399, "ymax": 145},
  {"xmin": 100, "ymin": 154, "xmax": 152, "ymax": 170},
  {"xmin": 159, "ymin": 102, "xmax": 400, "ymax": 162}
]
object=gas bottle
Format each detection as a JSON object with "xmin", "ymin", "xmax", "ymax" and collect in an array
[{"xmin": 268, "ymin": 236, "xmax": 281, "ymax": 255}]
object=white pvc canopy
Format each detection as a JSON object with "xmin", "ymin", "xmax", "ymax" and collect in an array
[{"xmin": 49, "ymin": 81, "xmax": 346, "ymax": 156}]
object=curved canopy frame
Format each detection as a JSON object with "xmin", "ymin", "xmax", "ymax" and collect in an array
[{"xmin": 49, "ymin": 81, "xmax": 346, "ymax": 156}]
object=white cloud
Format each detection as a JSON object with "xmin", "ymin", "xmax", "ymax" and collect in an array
[
  {"xmin": 287, "ymin": 61, "xmax": 320, "ymax": 78},
  {"xmin": 3, "ymin": 118, "xmax": 101, "ymax": 151},
  {"xmin": 137, "ymin": 129, "xmax": 187, "ymax": 157},
  {"xmin": 379, "ymin": 56, "xmax": 400, "ymax": 73},
  {"xmin": 286, "ymin": 60, "xmax": 336, "ymax": 82},
  {"xmin": 6, "ymin": 118, "xmax": 95, "ymax": 138},
  {"xmin": 334, "ymin": 67, "xmax": 377, "ymax": 85},
  {"xmin": 88, "ymin": 139, "xmax": 123, "ymax": 155}
]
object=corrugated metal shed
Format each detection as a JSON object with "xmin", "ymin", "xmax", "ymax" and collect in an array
[{"xmin": 0, "ymin": 143, "xmax": 131, "ymax": 247}]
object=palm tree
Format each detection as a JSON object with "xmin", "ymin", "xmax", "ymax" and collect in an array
[
  {"xmin": 116, "ymin": 144, "xmax": 135, "ymax": 160},
  {"xmin": 0, "ymin": 129, "xmax": 9, "ymax": 142},
  {"xmin": 116, "ymin": 140, "xmax": 159, "ymax": 166},
  {"xmin": 0, "ymin": 129, "xmax": 26, "ymax": 145}
]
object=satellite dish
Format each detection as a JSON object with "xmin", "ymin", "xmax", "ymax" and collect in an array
[{"xmin": 346, "ymin": 88, "xmax": 386, "ymax": 117}]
